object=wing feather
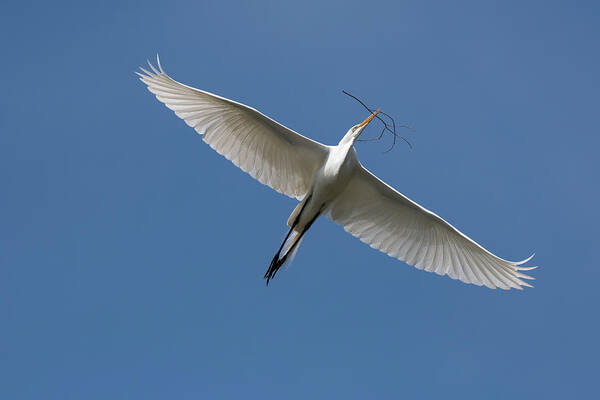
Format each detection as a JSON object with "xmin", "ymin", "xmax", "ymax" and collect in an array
[
  {"xmin": 328, "ymin": 164, "xmax": 536, "ymax": 290},
  {"xmin": 138, "ymin": 57, "xmax": 328, "ymax": 199}
]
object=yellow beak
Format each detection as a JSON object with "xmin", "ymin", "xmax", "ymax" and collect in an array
[{"xmin": 358, "ymin": 109, "xmax": 381, "ymax": 127}]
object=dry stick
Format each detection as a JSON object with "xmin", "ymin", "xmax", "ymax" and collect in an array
[{"xmin": 341, "ymin": 90, "xmax": 414, "ymax": 152}]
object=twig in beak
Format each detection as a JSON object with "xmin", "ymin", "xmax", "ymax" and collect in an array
[{"xmin": 342, "ymin": 90, "xmax": 414, "ymax": 152}]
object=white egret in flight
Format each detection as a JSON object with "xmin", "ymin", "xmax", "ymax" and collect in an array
[{"xmin": 137, "ymin": 57, "xmax": 536, "ymax": 289}]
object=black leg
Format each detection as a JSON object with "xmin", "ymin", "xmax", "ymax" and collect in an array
[{"xmin": 264, "ymin": 208, "xmax": 321, "ymax": 285}]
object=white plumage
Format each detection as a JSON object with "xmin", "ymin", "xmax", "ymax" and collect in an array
[{"xmin": 138, "ymin": 57, "xmax": 536, "ymax": 289}]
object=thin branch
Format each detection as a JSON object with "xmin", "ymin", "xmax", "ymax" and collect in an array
[{"xmin": 342, "ymin": 90, "xmax": 413, "ymax": 152}]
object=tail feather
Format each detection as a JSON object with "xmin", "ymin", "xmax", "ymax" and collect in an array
[{"xmin": 284, "ymin": 233, "xmax": 304, "ymax": 265}]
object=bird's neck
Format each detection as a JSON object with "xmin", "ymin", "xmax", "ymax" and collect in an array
[
  {"xmin": 331, "ymin": 137, "xmax": 356, "ymax": 167},
  {"xmin": 338, "ymin": 129, "xmax": 357, "ymax": 148}
]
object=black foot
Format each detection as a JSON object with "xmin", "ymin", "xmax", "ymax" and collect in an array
[{"xmin": 264, "ymin": 253, "xmax": 282, "ymax": 286}]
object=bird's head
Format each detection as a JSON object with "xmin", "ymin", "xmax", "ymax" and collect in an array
[{"xmin": 347, "ymin": 109, "xmax": 380, "ymax": 141}]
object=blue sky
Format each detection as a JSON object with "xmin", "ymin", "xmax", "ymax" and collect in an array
[{"xmin": 2, "ymin": 0, "xmax": 599, "ymax": 398}]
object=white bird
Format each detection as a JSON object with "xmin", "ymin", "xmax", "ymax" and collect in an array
[{"xmin": 137, "ymin": 57, "xmax": 536, "ymax": 289}]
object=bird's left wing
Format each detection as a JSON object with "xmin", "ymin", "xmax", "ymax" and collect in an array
[
  {"xmin": 328, "ymin": 165, "xmax": 536, "ymax": 290},
  {"xmin": 137, "ymin": 58, "xmax": 328, "ymax": 199}
]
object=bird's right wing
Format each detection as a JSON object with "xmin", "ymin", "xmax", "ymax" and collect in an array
[
  {"xmin": 328, "ymin": 165, "xmax": 536, "ymax": 290},
  {"xmin": 137, "ymin": 58, "xmax": 329, "ymax": 199}
]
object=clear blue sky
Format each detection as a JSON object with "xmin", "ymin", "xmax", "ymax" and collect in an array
[{"xmin": 2, "ymin": 0, "xmax": 599, "ymax": 398}]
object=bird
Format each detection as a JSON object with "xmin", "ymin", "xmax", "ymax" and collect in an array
[{"xmin": 137, "ymin": 56, "xmax": 536, "ymax": 290}]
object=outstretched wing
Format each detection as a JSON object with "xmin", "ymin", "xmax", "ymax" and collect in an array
[
  {"xmin": 137, "ymin": 57, "xmax": 328, "ymax": 199},
  {"xmin": 328, "ymin": 165, "xmax": 536, "ymax": 290}
]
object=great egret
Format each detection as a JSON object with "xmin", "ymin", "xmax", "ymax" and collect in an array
[{"xmin": 137, "ymin": 57, "xmax": 536, "ymax": 289}]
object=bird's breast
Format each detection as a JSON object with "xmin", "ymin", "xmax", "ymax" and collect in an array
[{"xmin": 311, "ymin": 145, "xmax": 356, "ymax": 203}]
